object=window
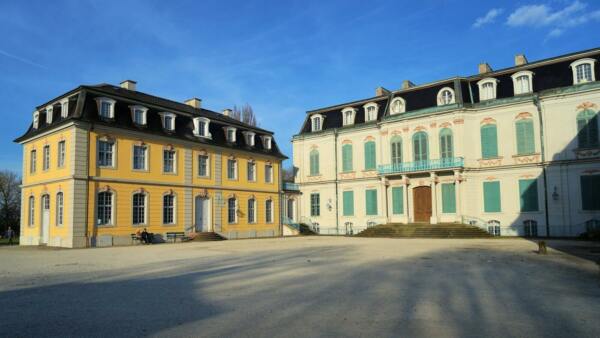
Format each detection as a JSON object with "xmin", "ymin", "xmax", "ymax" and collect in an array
[
  {"xmin": 61, "ymin": 99, "xmax": 69, "ymax": 118},
  {"xmin": 439, "ymin": 128, "xmax": 453, "ymax": 160},
  {"xmin": 163, "ymin": 149, "xmax": 176, "ymax": 173},
  {"xmin": 225, "ymin": 127, "xmax": 237, "ymax": 142},
  {"xmin": 441, "ymin": 183, "xmax": 456, "ymax": 213},
  {"xmin": 342, "ymin": 108, "xmax": 356, "ymax": 125},
  {"xmin": 478, "ymin": 78, "xmax": 498, "ymax": 101},
  {"xmin": 390, "ymin": 97, "xmax": 406, "ymax": 115},
  {"xmin": 248, "ymin": 198, "xmax": 256, "ymax": 223},
  {"xmin": 581, "ymin": 175, "xmax": 600, "ymax": 210},
  {"xmin": 198, "ymin": 154, "xmax": 209, "ymax": 177},
  {"xmin": 365, "ymin": 189, "xmax": 378, "ymax": 216},
  {"xmin": 244, "ymin": 132, "xmax": 255, "ymax": 147},
  {"xmin": 480, "ymin": 124, "xmax": 498, "ymax": 159},
  {"xmin": 309, "ymin": 149, "xmax": 319, "ymax": 175},
  {"xmin": 364, "ymin": 103, "xmax": 378, "ymax": 122},
  {"xmin": 97, "ymin": 191, "xmax": 113, "ymax": 225},
  {"xmin": 132, "ymin": 193, "xmax": 146, "ymax": 225},
  {"xmin": 247, "ymin": 161, "xmax": 256, "ymax": 181},
  {"xmin": 392, "ymin": 186, "xmax": 404, "ymax": 214},
  {"xmin": 265, "ymin": 199, "xmax": 273, "ymax": 223},
  {"xmin": 227, "ymin": 198, "xmax": 237, "ymax": 223},
  {"xmin": 342, "ymin": 144, "xmax": 353, "ymax": 172},
  {"xmin": 130, "ymin": 106, "xmax": 148, "ymax": 125},
  {"xmin": 95, "ymin": 98, "xmax": 116, "ymax": 119},
  {"xmin": 163, "ymin": 194, "xmax": 175, "ymax": 224},
  {"xmin": 310, "ymin": 193, "xmax": 320, "ymax": 216},
  {"xmin": 413, "ymin": 132, "xmax": 429, "ymax": 162},
  {"xmin": 483, "ymin": 181, "xmax": 501, "ymax": 212},
  {"xmin": 28, "ymin": 196, "xmax": 35, "ymax": 226},
  {"xmin": 133, "ymin": 145, "xmax": 147, "ymax": 170},
  {"xmin": 512, "ymin": 71, "xmax": 533, "ymax": 95},
  {"xmin": 43, "ymin": 145, "xmax": 50, "ymax": 170},
  {"xmin": 437, "ymin": 87, "xmax": 455, "ymax": 106},
  {"xmin": 516, "ymin": 119, "xmax": 535, "ymax": 155},
  {"xmin": 287, "ymin": 199, "xmax": 294, "ymax": 219},
  {"xmin": 265, "ymin": 164, "xmax": 273, "ymax": 183},
  {"xmin": 524, "ymin": 220, "xmax": 538, "ymax": 237},
  {"xmin": 30, "ymin": 149, "xmax": 37, "ymax": 173},
  {"xmin": 56, "ymin": 192, "xmax": 64, "ymax": 226},
  {"xmin": 343, "ymin": 191, "xmax": 354, "ymax": 216},
  {"xmin": 46, "ymin": 106, "xmax": 53, "ymax": 124},
  {"xmin": 193, "ymin": 117, "xmax": 211, "ymax": 138},
  {"xmin": 364, "ymin": 141, "xmax": 376, "ymax": 170},
  {"xmin": 488, "ymin": 220, "xmax": 501, "ymax": 236},
  {"xmin": 160, "ymin": 112, "xmax": 176, "ymax": 131},
  {"xmin": 570, "ymin": 58, "xmax": 596, "ymax": 84},
  {"xmin": 57, "ymin": 141, "xmax": 66, "ymax": 168},
  {"xmin": 33, "ymin": 111, "xmax": 39, "ymax": 129},
  {"xmin": 576, "ymin": 109, "xmax": 599, "ymax": 148},
  {"xmin": 227, "ymin": 159, "xmax": 237, "ymax": 180},
  {"xmin": 390, "ymin": 136, "xmax": 402, "ymax": 166},
  {"xmin": 311, "ymin": 114, "xmax": 324, "ymax": 132},
  {"xmin": 519, "ymin": 179, "xmax": 539, "ymax": 212},
  {"xmin": 98, "ymin": 140, "xmax": 114, "ymax": 167},
  {"xmin": 262, "ymin": 136, "xmax": 272, "ymax": 150}
]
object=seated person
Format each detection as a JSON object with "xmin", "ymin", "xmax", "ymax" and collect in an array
[
  {"xmin": 141, "ymin": 228, "xmax": 154, "ymax": 244},
  {"xmin": 135, "ymin": 229, "xmax": 142, "ymax": 241}
]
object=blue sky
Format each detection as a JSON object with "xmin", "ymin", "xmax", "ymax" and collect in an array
[{"xmin": 1, "ymin": 0, "xmax": 599, "ymax": 172}]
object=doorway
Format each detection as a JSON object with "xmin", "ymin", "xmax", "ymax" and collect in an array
[
  {"xmin": 195, "ymin": 196, "xmax": 211, "ymax": 232},
  {"xmin": 41, "ymin": 194, "xmax": 50, "ymax": 244},
  {"xmin": 413, "ymin": 186, "xmax": 432, "ymax": 223}
]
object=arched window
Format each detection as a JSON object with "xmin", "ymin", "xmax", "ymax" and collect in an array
[
  {"xmin": 512, "ymin": 71, "xmax": 534, "ymax": 95},
  {"xmin": 342, "ymin": 144, "xmax": 353, "ymax": 172},
  {"xmin": 97, "ymin": 191, "xmax": 113, "ymax": 225},
  {"xmin": 480, "ymin": 124, "xmax": 498, "ymax": 158},
  {"xmin": 515, "ymin": 119, "xmax": 535, "ymax": 155},
  {"xmin": 437, "ymin": 87, "xmax": 455, "ymax": 106},
  {"xmin": 439, "ymin": 128, "xmax": 453, "ymax": 160},
  {"xmin": 310, "ymin": 114, "xmax": 324, "ymax": 132},
  {"xmin": 227, "ymin": 197, "xmax": 237, "ymax": 223},
  {"xmin": 577, "ymin": 109, "xmax": 599, "ymax": 148},
  {"xmin": 390, "ymin": 97, "xmax": 406, "ymax": 115},
  {"xmin": 478, "ymin": 78, "xmax": 498, "ymax": 101},
  {"xmin": 390, "ymin": 136, "xmax": 402, "ymax": 165},
  {"xmin": 413, "ymin": 132, "xmax": 428, "ymax": 162},
  {"xmin": 132, "ymin": 192, "xmax": 146, "ymax": 225},
  {"xmin": 309, "ymin": 149, "xmax": 320, "ymax": 175},
  {"xmin": 56, "ymin": 192, "xmax": 64, "ymax": 226},
  {"xmin": 28, "ymin": 196, "xmax": 35, "ymax": 227},
  {"xmin": 570, "ymin": 58, "xmax": 596, "ymax": 84},
  {"xmin": 364, "ymin": 141, "xmax": 376, "ymax": 170}
]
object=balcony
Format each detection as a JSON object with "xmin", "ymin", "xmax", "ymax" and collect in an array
[
  {"xmin": 283, "ymin": 182, "xmax": 300, "ymax": 191},
  {"xmin": 377, "ymin": 157, "xmax": 464, "ymax": 175}
]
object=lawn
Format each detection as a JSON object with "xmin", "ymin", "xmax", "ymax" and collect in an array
[{"xmin": 0, "ymin": 237, "xmax": 18, "ymax": 245}]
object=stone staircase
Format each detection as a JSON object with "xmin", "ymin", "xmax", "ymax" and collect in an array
[
  {"xmin": 191, "ymin": 232, "xmax": 226, "ymax": 241},
  {"xmin": 356, "ymin": 223, "xmax": 492, "ymax": 238}
]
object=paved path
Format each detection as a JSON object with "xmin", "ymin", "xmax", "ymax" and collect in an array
[{"xmin": 1, "ymin": 237, "xmax": 599, "ymax": 338}]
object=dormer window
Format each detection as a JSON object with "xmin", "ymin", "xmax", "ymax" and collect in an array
[
  {"xmin": 193, "ymin": 117, "xmax": 211, "ymax": 138},
  {"xmin": 45, "ymin": 106, "xmax": 53, "ymax": 124},
  {"xmin": 390, "ymin": 97, "xmax": 406, "ymax": 115},
  {"xmin": 477, "ymin": 78, "xmax": 498, "ymax": 101},
  {"xmin": 243, "ymin": 131, "xmax": 255, "ymax": 147},
  {"xmin": 159, "ymin": 112, "xmax": 176, "ymax": 131},
  {"xmin": 129, "ymin": 105, "xmax": 148, "ymax": 126},
  {"xmin": 341, "ymin": 107, "xmax": 357, "ymax": 126},
  {"xmin": 570, "ymin": 58, "xmax": 596, "ymax": 84},
  {"xmin": 95, "ymin": 97, "xmax": 116, "ymax": 119},
  {"xmin": 310, "ymin": 114, "xmax": 324, "ymax": 132},
  {"xmin": 32, "ymin": 111, "xmax": 39, "ymax": 129},
  {"xmin": 225, "ymin": 127, "xmax": 237, "ymax": 143},
  {"xmin": 511, "ymin": 71, "xmax": 534, "ymax": 95},
  {"xmin": 363, "ymin": 102, "xmax": 378, "ymax": 122},
  {"xmin": 261, "ymin": 135, "xmax": 272, "ymax": 150},
  {"xmin": 60, "ymin": 99, "xmax": 69, "ymax": 118},
  {"xmin": 437, "ymin": 87, "xmax": 456, "ymax": 106}
]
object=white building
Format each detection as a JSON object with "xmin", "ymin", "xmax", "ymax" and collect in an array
[{"xmin": 292, "ymin": 48, "xmax": 600, "ymax": 237}]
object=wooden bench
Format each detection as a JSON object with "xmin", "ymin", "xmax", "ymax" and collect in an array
[
  {"xmin": 131, "ymin": 234, "xmax": 142, "ymax": 245},
  {"xmin": 166, "ymin": 232, "xmax": 189, "ymax": 243}
]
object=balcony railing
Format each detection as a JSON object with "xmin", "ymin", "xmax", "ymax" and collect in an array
[
  {"xmin": 377, "ymin": 157, "xmax": 464, "ymax": 175},
  {"xmin": 283, "ymin": 182, "xmax": 300, "ymax": 191}
]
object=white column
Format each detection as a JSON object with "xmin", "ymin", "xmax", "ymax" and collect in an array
[
  {"xmin": 454, "ymin": 170, "xmax": 462, "ymax": 223},
  {"xmin": 380, "ymin": 176, "xmax": 389, "ymax": 224},
  {"xmin": 403, "ymin": 175, "xmax": 410, "ymax": 223},
  {"xmin": 430, "ymin": 172, "xmax": 438, "ymax": 224}
]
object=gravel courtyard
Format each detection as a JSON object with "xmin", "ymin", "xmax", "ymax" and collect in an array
[{"xmin": 1, "ymin": 237, "xmax": 599, "ymax": 338}]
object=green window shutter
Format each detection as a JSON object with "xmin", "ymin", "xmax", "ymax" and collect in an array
[
  {"xmin": 577, "ymin": 110, "xmax": 599, "ymax": 148},
  {"xmin": 390, "ymin": 137, "xmax": 402, "ymax": 165},
  {"xmin": 439, "ymin": 128, "xmax": 453, "ymax": 159},
  {"xmin": 343, "ymin": 191, "xmax": 354, "ymax": 216},
  {"xmin": 441, "ymin": 183, "xmax": 456, "ymax": 213},
  {"xmin": 519, "ymin": 179, "xmax": 539, "ymax": 212},
  {"xmin": 310, "ymin": 150, "xmax": 319, "ymax": 175},
  {"xmin": 391, "ymin": 187, "xmax": 404, "ymax": 214},
  {"xmin": 483, "ymin": 181, "xmax": 501, "ymax": 212},
  {"xmin": 516, "ymin": 119, "xmax": 535, "ymax": 155},
  {"xmin": 365, "ymin": 189, "xmax": 378, "ymax": 215},
  {"xmin": 342, "ymin": 144, "xmax": 353, "ymax": 172},
  {"xmin": 364, "ymin": 141, "xmax": 376, "ymax": 170},
  {"xmin": 481, "ymin": 124, "xmax": 498, "ymax": 159},
  {"xmin": 581, "ymin": 175, "xmax": 600, "ymax": 210},
  {"xmin": 413, "ymin": 132, "xmax": 429, "ymax": 162}
]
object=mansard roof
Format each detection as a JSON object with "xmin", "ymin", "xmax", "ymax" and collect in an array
[{"xmin": 15, "ymin": 84, "xmax": 287, "ymax": 159}]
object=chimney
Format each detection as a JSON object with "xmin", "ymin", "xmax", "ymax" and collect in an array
[
  {"xmin": 478, "ymin": 62, "xmax": 493, "ymax": 74},
  {"xmin": 120, "ymin": 80, "xmax": 137, "ymax": 91},
  {"xmin": 402, "ymin": 80, "xmax": 415, "ymax": 89},
  {"xmin": 375, "ymin": 86, "xmax": 390, "ymax": 96},
  {"xmin": 185, "ymin": 98, "xmax": 202, "ymax": 109},
  {"xmin": 222, "ymin": 109, "xmax": 232, "ymax": 117},
  {"xmin": 515, "ymin": 54, "xmax": 528, "ymax": 66}
]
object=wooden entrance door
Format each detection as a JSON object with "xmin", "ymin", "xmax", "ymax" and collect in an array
[{"xmin": 413, "ymin": 186, "xmax": 432, "ymax": 223}]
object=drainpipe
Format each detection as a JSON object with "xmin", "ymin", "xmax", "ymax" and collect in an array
[
  {"xmin": 533, "ymin": 95, "xmax": 550, "ymax": 237},
  {"xmin": 334, "ymin": 129, "xmax": 339, "ymax": 234}
]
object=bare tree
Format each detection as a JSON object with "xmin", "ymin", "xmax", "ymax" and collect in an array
[
  {"xmin": 0, "ymin": 170, "xmax": 21, "ymax": 235},
  {"xmin": 282, "ymin": 165, "xmax": 296, "ymax": 182},
  {"xmin": 231, "ymin": 104, "xmax": 258, "ymax": 127}
]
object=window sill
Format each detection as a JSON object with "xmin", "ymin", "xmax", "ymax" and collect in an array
[
  {"xmin": 132, "ymin": 169, "xmax": 149, "ymax": 172},
  {"xmin": 98, "ymin": 165, "xmax": 116, "ymax": 170},
  {"xmin": 162, "ymin": 171, "xmax": 177, "ymax": 175}
]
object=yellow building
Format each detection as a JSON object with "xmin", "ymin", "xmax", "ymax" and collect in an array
[{"xmin": 15, "ymin": 80, "xmax": 287, "ymax": 248}]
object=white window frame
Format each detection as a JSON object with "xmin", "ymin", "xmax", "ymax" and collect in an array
[
  {"xmin": 247, "ymin": 160, "xmax": 256, "ymax": 181},
  {"xmin": 162, "ymin": 193, "xmax": 176, "ymax": 225},
  {"xmin": 227, "ymin": 197, "xmax": 237, "ymax": 224},
  {"xmin": 46, "ymin": 106, "xmax": 53, "ymax": 124},
  {"xmin": 363, "ymin": 102, "xmax": 379, "ymax": 122},
  {"xmin": 57, "ymin": 140, "xmax": 66, "ymax": 168},
  {"xmin": 97, "ymin": 138, "xmax": 116, "ymax": 168},
  {"xmin": 60, "ymin": 99, "xmax": 69, "ymax": 118},
  {"xmin": 97, "ymin": 190, "xmax": 114, "ymax": 226},
  {"xmin": 390, "ymin": 97, "xmax": 406, "ymax": 115},
  {"xmin": 159, "ymin": 112, "xmax": 176, "ymax": 131},
  {"xmin": 132, "ymin": 192, "xmax": 147, "ymax": 226},
  {"xmin": 28, "ymin": 196, "xmax": 35, "ymax": 227},
  {"xmin": 32, "ymin": 111, "xmax": 39, "ymax": 129},
  {"xmin": 132, "ymin": 144, "xmax": 148, "ymax": 171},
  {"xmin": 225, "ymin": 127, "xmax": 237, "ymax": 143},
  {"xmin": 56, "ymin": 192, "xmax": 64, "ymax": 226},
  {"xmin": 193, "ymin": 117, "xmax": 211, "ymax": 138},
  {"xmin": 42, "ymin": 145, "xmax": 50, "ymax": 171},
  {"xmin": 265, "ymin": 163, "xmax": 273, "ymax": 183},
  {"xmin": 341, "ymin": 107, "xmax": 357, "ymax": 126},
  {"xmin": 198, "ymin": 153, "xmax": 210, "ymax": 177},
  {"xmin": 437, "ymin": 87, "xmax": 456, "ymax": 106},
  {"xmin": 511, "ymin": 71, "xmax": 534, "ymax": 95},
  {"xmin": 310, "ymin": 114, "xmax": 324, "ymax": 132},
  {"xmin": 30, "ymin": 149, "xmax": 36, "ymax": 173},
  {"xmin": 570, "ymin": 58, "xmax": 596, "ymax": 84},
  {"xmin": 243, "ymin": 131, "xmax": 255, "ymax": 147},
  {"xmin": 477, "ymin": 78, "xmax": 498, "ymax": 101},
  {"xmin": 260, "ymin": 135, "xmax": 272, "ymax": 150},
  {"xmin": 265, "ymin": 199, "xmax": 273, "ymax": 223},
  {"xmin": 129, "ymin": 105, "xmax": 148, "ymax": 126},
  {"xmin": 247, "ymin": 198, "xmax": 256, "ymax": 223},
  {"xmin": 163, "ymin": 148, "xmax": 176, "ymax": 174},
  {"xmin": 95, "ymin": 97, "xmax": 116, "ymax": 119},
  {"xmin": 227, "ymin": 158, "xmax": 238, "ymax": 180}
]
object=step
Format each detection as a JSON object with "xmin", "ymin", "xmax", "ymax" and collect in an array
[{"xmin": 356, "ymin": 223, "xmax": 492, "ymax": 238}]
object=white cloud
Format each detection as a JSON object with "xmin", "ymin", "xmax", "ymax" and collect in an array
[
  {"xmin": 506, "ymin": 1, "xmax": 600, "ymax": 38},
  {"xmin": 473, "ymin": 8, "xmax": 504, "ymax": 28}
]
